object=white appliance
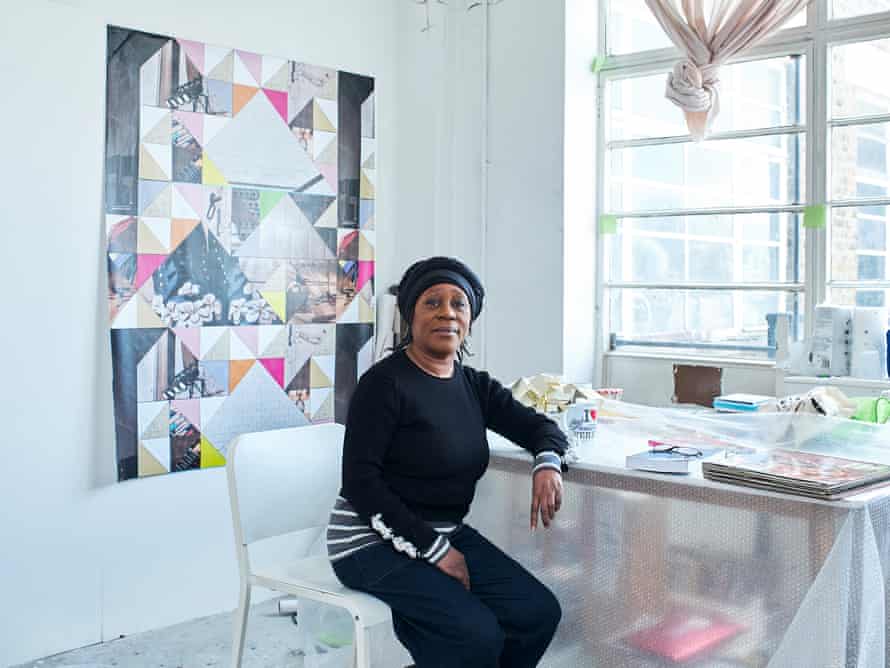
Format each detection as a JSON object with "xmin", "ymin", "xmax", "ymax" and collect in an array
[
  {"xmin": 851, "ymin": 307, "xmax": 889, "ymax": 380},
  {"xmin": 808, "ymin": 305, "xmax": 852, "ymax": 376}
]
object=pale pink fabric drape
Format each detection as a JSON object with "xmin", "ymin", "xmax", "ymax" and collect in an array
[{"xmin": 644, "ymin": 0, "xmax": 811, "ymax": 139}]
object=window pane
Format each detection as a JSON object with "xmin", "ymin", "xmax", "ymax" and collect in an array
[
  {"xmin": 829, "ymin": 206, "xmax": 890, "ymax": 281},
  {"xmin": 607, "ymin": 0, "xmax": 673, "ymax": 55},
  {"xmin": 609, "ymin": 288, "xmax": 802, "ymax": 358},
  {"xmin": 830, "ymin": 286, "xmax": 890, "ymax": 307},
  {"xmin": 606, "ymin": 213, "xmax": 802, "ymax": 283},
  {"xmin": 830, "ymin": 38, "xmax": 890, "ymax": 119},
  {"xmin": 608, "ymin": 55, "xmax": 804, "ymax": 141},
  {"xmin": 832, "ymin": 0, "xmax": 890, "ymax": 19},
  {"xmin": 830, "ymin": 124, "xmax": 889, "ymax": 199},
  {"xmin": 608, "ymin": 134, "xmax": 805, "ymax": 211}
]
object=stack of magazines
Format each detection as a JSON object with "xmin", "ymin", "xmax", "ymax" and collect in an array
[{"xmin": 703, "ymin": 448, "xmax": 890, "ymax": 499}]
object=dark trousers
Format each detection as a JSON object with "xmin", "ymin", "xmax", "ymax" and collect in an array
[{"xmin": 331, "ymin": 525, "xmax": 561, "ymax": 668}]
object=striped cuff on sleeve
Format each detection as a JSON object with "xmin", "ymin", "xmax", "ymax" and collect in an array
[
  {"xmin": 423, "ymin": 534, "xmax": 451, "ymax": 564},
  {"xmin": 533, "ymin": 450, "xmax": 563, "ymax": 475}
]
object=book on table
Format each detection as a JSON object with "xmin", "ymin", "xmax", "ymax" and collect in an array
[
  {"xmin": 702, "ymin": 448, "xmax": 890, "ymax": 499},
  {"xmin": 713, "ymin": 393, "xmax": 774, "ymax": 412},
  {"xmin": 623, "ymin": 607, "xmax": 746, "ymax": 663}
]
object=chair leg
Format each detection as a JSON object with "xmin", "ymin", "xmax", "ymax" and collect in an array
[
  {"xmin": 231, "ymin": 583, "xmax": 252, "ymax": 668},
  {"xmin": 354, "ymin": 619, "xmax": 370, "ymax": 668}
]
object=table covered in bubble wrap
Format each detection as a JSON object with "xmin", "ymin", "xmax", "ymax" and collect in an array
[{"xmin": 466, "ymin": 401, "xmax": 890, "ymax": 668}]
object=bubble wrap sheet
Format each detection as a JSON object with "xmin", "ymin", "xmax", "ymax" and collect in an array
[{"xmin": 462, "ymin": 401, "xmax": 890, "ymax": 668}]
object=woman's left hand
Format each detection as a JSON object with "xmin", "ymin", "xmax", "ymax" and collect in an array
[{"xmin": 531, "ymin": 469, "xmax": 563, "ymax": 530}]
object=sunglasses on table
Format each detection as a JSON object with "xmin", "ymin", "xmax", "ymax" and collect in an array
[{"xmin": 649, "ymin": 445, "xmax": 704, "ymax": 458}]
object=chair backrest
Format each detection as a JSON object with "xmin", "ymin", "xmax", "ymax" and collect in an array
[{"xmin": 227, "ymin": 423, "xmax": 346, "ymax": 546}]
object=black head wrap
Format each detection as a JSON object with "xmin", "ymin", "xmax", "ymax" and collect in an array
[{"xmin": 397, "ymin": 256, "xmax": 485, "ymax": 325}]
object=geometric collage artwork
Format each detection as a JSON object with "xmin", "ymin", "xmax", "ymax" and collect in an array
[{"xmin": 104, "ymin": 27, "xmax": 375, "ymax": 481}]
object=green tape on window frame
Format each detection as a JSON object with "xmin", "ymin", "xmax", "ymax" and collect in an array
[
  {"xmin": 804, "ymin": 204, "xmax": 827, "ymax": 229},
  {"xmin": 599, "ymin": 214, "xmax": 618, "ymax": 235},
  {"xmin": 590, "ymin": 56, "xmax": 608, "ymax": 74}
]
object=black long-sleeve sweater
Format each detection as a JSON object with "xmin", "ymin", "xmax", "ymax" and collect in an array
[{"xmin": 328, "ymin": 349, "xmax": 567, "ymax": 564}]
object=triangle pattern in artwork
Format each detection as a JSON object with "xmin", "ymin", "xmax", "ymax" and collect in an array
[
  {"xmin": 258, "ymin": 325, "xmax": 287, "ymax": 357},
  {"xmin": 170, "ymin": 218, "xmax": 200, "ymax": 252},
  {"xmin": 259, "ymin": 190, "xmax": 286, "ymax": 220},
  {"xmin": 262, "ymin": 56, "xmax": 289, "ymax": 90},
  {"xmin": 229, "ymin": 331, "xmax": 255, "ymax": 360},
  {"xmin": 232, "ymin": 84, "xmax": 259, "ymax": 116},
  {"xmin": 313, "ymin": 99, "xmax": 336, "ymax": 132},
  {"xmin": 174, "ymin": 110, "xmax": 204, "ymax": 146},
  {"xmin": 263, "ymin": 89, "xmax": 288, "ymax": 123},
  {"xmin": 310, "ymin": 356, "xmax": 333, "ymax": 388},
  {"xmin": 200, "ymin": 396, "xmax": 227, "ymax": 430},
  {"xmin": 206, "ymin": 48, "xmax": 234, "ymax": 82},
  {"xmin": 233, "ymin": 326, "xmax": 260, "ymax": 356},
  {"xmin": 259, "ymin": 357, "xmax": 285, "ymax": 388},
  {"xmin": 202, "ymin": 153, "xmax": 227, "ymax": 185},
  {"xmin": 139, "ymin": 144, "xmax": 169, "ymax": 181},
  {"xmin": 178, "ymin": 39, "xmax": 205, "ymax": 74},
  {"xmin": 172, "ymin": 326, "xmax": 201, "ymax": 359},
  {"xmin": 202, "ymin": 328, "xmax": 230, "ymax": 361},
  {"xmin": 261, "ymin": 290, "xmax": 286, "ymax": 322},
  {"xmin": 135, "ymin": 254, "xmax": 167, "ymax": 289},
  {"xmin": 200, "ymin": 435, "xmax": 226, "ymax": 468},
  {"xmin": 359, "ymin": 295, "xmax": 374, "ymax": 323},
  {"xmin": 139, "ymin": 441, "xmax": 168, "ymax": 477},
  {"xmin": 229, "ymin": 359, "xmax": 255, "ymax": 393},
  {"xmin": 234, "ymin": 50, "xmax": 262, "ymax": 86},
  {"xmin": 138, "ymin": 294, "xmax": 166, "ymax": 327},
  {"xmin": 141, "ymin": 106, "xmax": 171, "ymax": 144}
]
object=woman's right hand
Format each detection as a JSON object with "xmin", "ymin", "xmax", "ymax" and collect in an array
[{"xmin": 436, "ymin": 546, "xmax": 470, "ymax": 590}]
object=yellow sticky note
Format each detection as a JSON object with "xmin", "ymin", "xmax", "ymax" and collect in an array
[
  {"xmin": 590, "ymin": 56, "xmax": 608, "ymax": 74},
  {"xmin": 599, "ymin": 214, "xmax": 618, "ymax": 235},
  {"xmin": 804, "ymin": 204, "xmax": 827, "ymax": 229}
]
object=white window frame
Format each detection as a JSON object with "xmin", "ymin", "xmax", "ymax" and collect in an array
[{"xmin": 593, "ymin": 0, "xmax": 890, "ymax": 383}]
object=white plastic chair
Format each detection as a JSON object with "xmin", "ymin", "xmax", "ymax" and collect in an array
[{"xmin": 226, "ymin": 423, "xmax": 407, "ymax": 667}]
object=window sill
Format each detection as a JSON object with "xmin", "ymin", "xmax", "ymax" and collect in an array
[{"xmin": 604, "ymin": 349, "xmax": 777, "ymax": 369}]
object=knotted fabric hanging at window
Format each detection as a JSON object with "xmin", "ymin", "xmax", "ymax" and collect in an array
[{"xmin": 644, "ymin": 0, "xmax": 811, "ymax": 140}]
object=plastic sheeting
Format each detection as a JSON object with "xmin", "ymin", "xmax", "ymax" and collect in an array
[{"xmin": 463, "ymin": 400, "xmax": 890, "ymax": 667}]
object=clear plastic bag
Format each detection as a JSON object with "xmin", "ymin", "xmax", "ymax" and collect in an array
[{"xmin": 295, "ymin": 599, "xmax": 354, "ymax": 668}]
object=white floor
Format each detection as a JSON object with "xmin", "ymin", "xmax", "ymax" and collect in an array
[{"xmin": 13, "ymin": 597, "xmax": 339, "ymax": 668}]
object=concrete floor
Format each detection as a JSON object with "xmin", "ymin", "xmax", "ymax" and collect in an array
[{"xmin": 12, "ymin": 597, "xmax": 354, "ymax": 668}]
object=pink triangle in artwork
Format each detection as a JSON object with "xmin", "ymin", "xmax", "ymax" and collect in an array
[
  {"xmin": 357, "ymin": 261, "xmax": 375, "ymax": 292},
  {"xmin": 234, "ymin": 326, "xmax": 259, "ymax": 355},
  {"xmin": 135, "ymin": 254, "xmax": 167, "ymax": 289},
  {"xmin": 175, "ymin": 183, "xmax": 205, "ymax": 219},
  {"xmin": 317, "ymin": 162, "xmax": 338, "ymax": 191},
  {"xmin": 237, "ymin": 50, "xmax": 262, "ymax": 85},
  {"xmin": 171, "ymin": 398, "xmax": 200, "ymax": 429},
  {"xmin": 178, "ymin": 39, "xmax": 205, "ymax": 74},
  {"xmin": 173, "ymin": 326, "xmax": 201, "ymax": 359},
  {"xmin": 174, "ymin": 110, "xmax": 204, "ymax": 145},
  {"xmin": 263, "ymin": 89, "xmax": 289, "ymax": 123},
  {"xmin": 259, "ymin": 357, "xmax": 285, "ymax": 388}
]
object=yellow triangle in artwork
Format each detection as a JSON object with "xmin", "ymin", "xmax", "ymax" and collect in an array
[
  {"xmin": 359, "ymin": 296, "xmax": 374, "ymax": 323},
  {"xmin": 200, "ymin": 435, "xmax": 226, "ymax": 468},
  {"xmin": 138, "ymin": 442, "xmax": 167, "ymax": 477},
  {"xmin": 359, "ymin": 233, "xmax": 374, "ymax": 261},
  {"xmin": 360, "ymin": 170, "xmax": 375, "ymax": 199},
  {"xmin": 202, "ymin": 154, "xmax": 227, "ymax": 186},
  {"xmin": 314, "ymin": 99, "xmax": 336, "ymax": 132},
  {"xmin": 310, "ymin": 358, "xmax": 332, "ymax": 388},
  {"xmin": 262, "ymin": 290, "xmax": 286, "ymax": 322},
  {"xmin": 139, "ymin": 144, "xmax": 168, "ymax": 181},
  {"xmin": 137, "ymin": 295, "xmax": 166, "ymax": 327}
]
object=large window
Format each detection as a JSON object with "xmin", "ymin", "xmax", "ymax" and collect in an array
[{"xmin": 597, "ymin": 1, "xmax": 890, "ymax": 360}]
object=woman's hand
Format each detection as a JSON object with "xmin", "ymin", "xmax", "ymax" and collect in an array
[
  {"xmin": 531, "ymin": 469, "xmax": 563, "ymax": 530},
  {"xmin": 436, "ymin": 546, "xmax": 470, "ymax": 590}
]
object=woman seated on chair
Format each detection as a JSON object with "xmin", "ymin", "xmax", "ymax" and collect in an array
[{"xmin": 327, "ymin": 256, "xmax": 566, "ymax": 668}]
